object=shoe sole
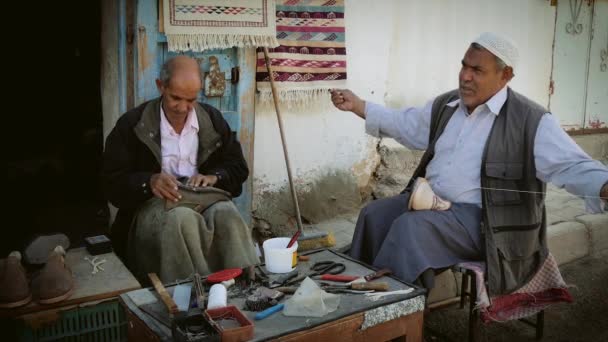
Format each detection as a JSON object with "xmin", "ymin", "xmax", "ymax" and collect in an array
[
  {"xmin": 24, "ymin": 233, "xmax": 70, "ymax": 265},
  {"xmin": 37, "ymin": 284, "xmax": 75, "ymax": 305},
  {"xmin": 0, "ymin": 294, "xmax": 32, "ymax": 308}
]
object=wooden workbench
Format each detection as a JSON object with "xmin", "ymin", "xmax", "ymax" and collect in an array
[{"xmin": 120, "ymin": 249, "xmax": 426, "ymax": 341}]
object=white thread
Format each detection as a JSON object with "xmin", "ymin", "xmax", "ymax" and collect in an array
[
  {"xmin": 438, "ymin": 184, "xmax": 606, "ymax": 200},
  {"xmin": 84, "ymin": 256, "xmax": 107, "ymax": 274}
]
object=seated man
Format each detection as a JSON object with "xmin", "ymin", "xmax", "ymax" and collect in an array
[
  {"xmin": 331, "ymin": 32, "xmax": 608, "ymax": 296},
  {"xmin": 102, "ymin": 56, "xmax": 258, "ymax": 283}
]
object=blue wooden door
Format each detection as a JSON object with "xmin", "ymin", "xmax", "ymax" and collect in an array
[{"xmin": 132, "ymin": 0, "xmax": 256, "ymax": 222}]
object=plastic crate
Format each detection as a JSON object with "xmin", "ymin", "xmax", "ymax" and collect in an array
[{"xmin": 19, "ymin": 300, "xmax": 127, "ymax": 342}]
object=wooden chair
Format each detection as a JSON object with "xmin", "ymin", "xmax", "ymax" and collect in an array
[{"xmin": 453, "ymin": 264, "xmax": 545, "ymax": 342}]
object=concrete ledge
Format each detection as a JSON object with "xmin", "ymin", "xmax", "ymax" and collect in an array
[
  {"xmin": 547, "ymin": 221, "xmax": 590, "ymax": 265},
  {"xmin": 576, "ymin": 213, "xmax": 608, "ymax": 257}
]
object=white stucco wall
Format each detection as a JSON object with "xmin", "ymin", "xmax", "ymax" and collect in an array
[{"xmin": 252, "ymin": 0, "xmax": 557, "ymax": 210}]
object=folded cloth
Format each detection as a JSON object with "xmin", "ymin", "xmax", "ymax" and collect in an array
[
  {"xmin": 457, "ymin": 253, "xmax": 573, "ymax": 323},
  {"xmin": 165, "ymin": 184, "xmax": 232, "ymax": 212}
]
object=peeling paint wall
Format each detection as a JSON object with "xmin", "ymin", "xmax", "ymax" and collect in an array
[
  {"xmin": 252, "ymin": 0, "xmax": 395, "ymax": 227},
  {"xmin": 573, "ymin": 135, "xmax": 608, "ymax": 164},
  {"xmin": 385, "ymin": 0, "xmax": 555, "ymax": 109},
  {"xmin": 251, "ymin": 0, "xmax": 603, "ymax": 230}
]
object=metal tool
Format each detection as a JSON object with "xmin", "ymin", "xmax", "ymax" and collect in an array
[
  {"xmin": 320, "ymin": 281, "xmax": 390, "ymax": 293},
  {"xmin": 148, "ymin": 273, "xmax": 178, "ymax": 315},
  {"xmin": 193, "ymin": 273, "xmax": 206, "ymax": 309},
  {"xmin": 269, "ymin": 269, "xmax": 299, "ymax": 288},
  {"xmin": 319, "ymin": 268, "xmax": 393, "ymax": 283},
  {"xmin": 349, "ymin": 268, "xmax": 393, "ymax": 284},
  {"xmin": 285, "ymin": 261, "xmax": 346, "ymax": 285}
]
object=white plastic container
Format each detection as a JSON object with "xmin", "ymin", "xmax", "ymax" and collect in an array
[
  {"xmin": 207, "ymin": 284, "xmax": 227, "ymax": 310},
  {"xmin": 263, "ymin": 237, "xmax": 298, "ymax": 273}
]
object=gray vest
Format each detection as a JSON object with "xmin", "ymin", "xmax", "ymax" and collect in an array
[{"xmin": 408, "ymin": 88, "xmax": 548, "ymax": 295}]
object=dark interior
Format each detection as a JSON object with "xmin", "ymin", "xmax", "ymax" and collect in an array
[{"xmin": 4, "ymin": 0, "xmax": 108, "ymax": 256}]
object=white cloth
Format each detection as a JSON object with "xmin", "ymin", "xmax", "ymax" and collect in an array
[
  {"xmin": 473, "ymin": 32, "xmax": 519, "ymax": 70},
  {"xmin": 365, "ymin": 86, "xmax": 608, "ymax": 213},
  {"xmin": 160, "ymin": 105, "xmax": 199, "ymax": 178}
]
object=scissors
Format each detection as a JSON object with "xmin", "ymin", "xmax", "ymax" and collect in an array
[{"xmin": 284, "ymin": 261, "xmax": 346, "ymax": 285}]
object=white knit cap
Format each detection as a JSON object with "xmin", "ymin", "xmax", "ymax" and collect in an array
[{"xmin": 473, "ymin": 32, "xmax": 519, "ymax": 70}]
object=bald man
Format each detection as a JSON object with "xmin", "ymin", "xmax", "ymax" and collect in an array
[{"xmin": 102, "ymin": 56, "xmax": 258, "ymax": 283}]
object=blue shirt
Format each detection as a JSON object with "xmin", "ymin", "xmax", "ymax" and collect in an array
[{"xmin": 365, "ymin": 86, "xmax": 608, "ymax": 213}]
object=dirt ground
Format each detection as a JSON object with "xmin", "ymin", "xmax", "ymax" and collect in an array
[{"xmin": 424, "ymin": 255, "xmax": 608, "ymax": 342}]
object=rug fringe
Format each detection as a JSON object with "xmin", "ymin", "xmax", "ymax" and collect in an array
[
  {"xmin": 257, "ymin": 88, "xmax": 334, "ymax": 111},
  {"xmin": 167, "ymin": 34, "xmax": 278, "ymax": 52}
]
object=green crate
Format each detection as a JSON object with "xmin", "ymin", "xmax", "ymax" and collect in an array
[{"xmin": 19, "ymin": 300, "xmax": 127, "ymax": 342}]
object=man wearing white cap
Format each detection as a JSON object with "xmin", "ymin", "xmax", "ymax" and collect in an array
[{"xmin": 330, "ymin": 32, "xmax": 608, "ymax": 296}]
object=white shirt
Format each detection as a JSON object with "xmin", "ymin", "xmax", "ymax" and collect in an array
[
  {"xmin": 160, "ymin": 105, "xmax": 199, "ymax": 178},
  {"xmin": 365, "ymin": 86, "xmax": 608, "ymax": 213}
]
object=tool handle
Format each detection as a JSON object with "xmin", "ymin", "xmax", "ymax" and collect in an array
[
  {"xmin": 364, "ymin": 268, "xmax": 392, "ymax": 281},
  {"xmin": 320, "ymin": 274, "xmax": 359, "ymax": 282},
  {"xmin": 286, "ymin": 230, "xmax": 301, "ymax": 248},
  {"xmin": 262, "ymin": 47, "xmax": 304, "ymax": 234},
  {"xmin": 148, "ymin": 273, "xmax": 178, "ymax": 314},
  {"xmin": 254, "ymin": 303, "xmax": 285, "ymax": 320},
  {"xmin": 275, "ymin": 287, "xmax": 298, "ymax": 294},
  {"xmin": 351, "ymin": 282, "xmax": 389, "ymax": 292}
]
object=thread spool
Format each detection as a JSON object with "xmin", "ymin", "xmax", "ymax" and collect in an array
[
  {"xmin": 207, "ymin": 284, "xmax": 227, "ymax": 310},
  {"xmin": 221, "ymin": 278, "xmax": 235, "ymax": 289}
]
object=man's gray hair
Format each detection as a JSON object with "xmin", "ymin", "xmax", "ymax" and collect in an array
[
  {"xmin": 471, "ymin": 42, "xmax": 507, "ymax": 71},
  {"xmin": 159, "ymin": 59, "xmax": 176, "ymax": 85}
]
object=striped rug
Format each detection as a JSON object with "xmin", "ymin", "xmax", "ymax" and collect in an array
[
  {"xmin": 256, "ymin": 0, "xmax": 347, "ymax": 109},
  {"xmin": 163, "ymin": 0, "xmax": 279, "ymax": 52}
]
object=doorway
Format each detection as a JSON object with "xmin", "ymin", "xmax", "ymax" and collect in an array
[{"xmin": 4, "ymin": 0, "xmax": 107, "ymax": 256}]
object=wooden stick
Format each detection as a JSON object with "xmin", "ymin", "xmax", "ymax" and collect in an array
[
  {"xmin": 148, "ymin": 273, "xmax": 178, "ymax": 314},
  {"xmin": 262, "ymin": 47, "xmax": 304, "ymax": 234}
]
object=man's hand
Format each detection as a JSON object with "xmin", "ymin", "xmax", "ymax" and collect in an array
[
  {"xmin": 330, "ymin": 89, "xmax": 366, "ymax": 118},
  {"xmin": 150, "ymin": 173, "xmax": 181, "ymax": 202},
  {"xmin": 601, "ymin": 182, "xmax": 608, "ymax": 201},
  {"xmin": 187, "ymin": 174, "xmax": 218, "ymax": 187}
]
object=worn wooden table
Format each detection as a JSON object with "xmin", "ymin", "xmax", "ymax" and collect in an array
[
  {"xmin": 120, "ymin": 249, "xmax": 426, "ymax": 341},
  {"xmin": 1, "ymin": 247, "xmax": 141, "ymax": 333}
]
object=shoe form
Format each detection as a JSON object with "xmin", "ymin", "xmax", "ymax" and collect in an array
[
  {"xmin": 31, "ymin": 246, "xmax": 74, "ymax": 304},
  {"xmin": 408, "ymin": 177, "xmax": 452, "ymax": 211},
  {"xmin": 0, "ymin": 251, "xmax": 32, "ymax": 308}
]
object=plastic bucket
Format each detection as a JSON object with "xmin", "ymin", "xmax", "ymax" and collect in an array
[{"xmin": 263, "ymin": 237, "xmax": 298, "ymax": 273}]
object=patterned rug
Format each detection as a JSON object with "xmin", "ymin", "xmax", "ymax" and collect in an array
[
  {"xmin": 163, "ymin": 0, "xmax": 279, "ymax": 52},
  {"xmin": 256, "ymin": 0, "xmax": 347, "ymax": 109}
]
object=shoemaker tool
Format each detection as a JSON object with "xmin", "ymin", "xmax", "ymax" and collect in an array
[
  {"xmin": 268, "ymin": 269, "xmax": 299, "ymax": 288},
  {"xmin": 254, "ymin": 303, "xmax": 285, "ymax": 320},
  {"xmin": 320, "ymin": 281, "xmax": 390, "ymax": 294},
  {"xmin": 193, "ymin": 273, "xmax": 206, "ymax": 309},
  {"xmin": 319, "ymin": 268, "xmax": 392, "ymax": 283},
  {"xmin": 147, "ymin": 273, "xmax": 213, "ymax": 340},
  {"xmin": 142, "ymin": 273, "xmax": 180, "ymax": 329},
  {"xmin": 284, "ymin": 260, "xmax": 346, "ymax": 286}
]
